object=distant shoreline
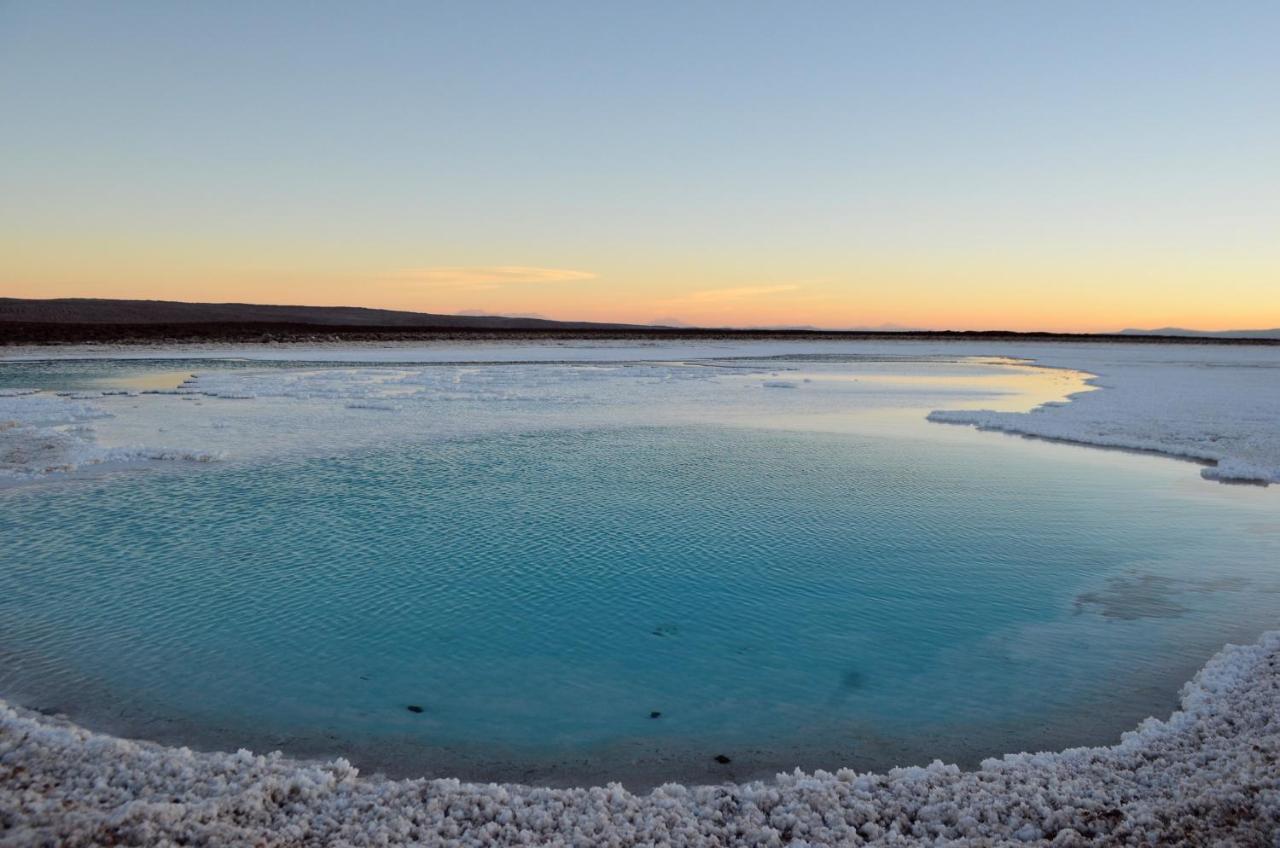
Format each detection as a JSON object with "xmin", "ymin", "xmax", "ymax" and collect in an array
[{"xmin": 4, "ymin": 321, "xmax": 1279, "ymax": 346}]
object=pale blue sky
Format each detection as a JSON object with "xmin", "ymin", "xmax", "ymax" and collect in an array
[{"xmin": 3, "ymin": 2, "xmax": 1278, "ymax": 329}]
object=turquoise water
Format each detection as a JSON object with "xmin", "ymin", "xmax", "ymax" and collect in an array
[{"xmin": 2, "ymin": 357, "xmax": 1279, "ymax": 786}]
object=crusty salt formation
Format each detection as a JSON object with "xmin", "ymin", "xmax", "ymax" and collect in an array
[
  {"xmin": 3, "ymin": 632, "xmax": 1277, "ymax": 846},
  {"xmin": 925, "ymin": 344, "xmax": 1280, "ymax": 485}
]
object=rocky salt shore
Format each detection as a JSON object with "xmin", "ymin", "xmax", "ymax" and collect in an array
[{"xmin": 2, "ymin": 632, "xmax": 1278, "ymax": 846}]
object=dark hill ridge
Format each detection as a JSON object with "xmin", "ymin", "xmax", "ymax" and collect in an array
[
  {"xmin": 0, "ymin": 297, "xmax": 651, "ymax": 330},
  {"xmin": 2, "ymin": 297, "xmax": 1278, "ymax": 346}
]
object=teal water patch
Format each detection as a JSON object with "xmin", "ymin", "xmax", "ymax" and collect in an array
[
  {"xmin": 0, "ymin": 357, "xmax": 372, "ymax": 392},
  {"xmin": 2, "ymin": 422, "xmax": 1277, "ymax": 786},
  {"xmin": 0, "ymin": 358, "xmax": 233, "ymax": 391}
]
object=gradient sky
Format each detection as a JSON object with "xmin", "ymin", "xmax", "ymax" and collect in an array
[{"xmin": 2, "ymin": 2, "xmax": 1278, "ymax": 331}]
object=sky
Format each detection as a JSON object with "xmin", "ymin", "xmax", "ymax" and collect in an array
[{"xmin": 2, "ymin": 2, "xmax": 1278, "ymax": 331}]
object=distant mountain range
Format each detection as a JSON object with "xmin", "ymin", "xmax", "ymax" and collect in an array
[
  {"xmin": 1120, "ymin": 327, "xmax": 1280, "ymax": 340},
  {"xmin": 0, "ymin": 297, "xmax": 656, "ymax": 331}
]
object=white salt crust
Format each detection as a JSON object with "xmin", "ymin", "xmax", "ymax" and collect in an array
[
  {"xmin": 2, "ymin": 632, "xmax": 1278, "ymax": 846},
  {"xmin": 0, "ymin": 390, "xmax": 219, "ymax": 479},
  {"xmin": 926, "ymin": 351, "xmax": 1280, "ymax": 485}
]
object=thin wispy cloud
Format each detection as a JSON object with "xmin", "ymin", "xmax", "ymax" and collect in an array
[
  {"xmin": 391, "ymin": 266, "xmax": 597, "ymax": 288},
  {"xmin": 666, "ymin": 284, "xmax": 801, "ymax": 304}
]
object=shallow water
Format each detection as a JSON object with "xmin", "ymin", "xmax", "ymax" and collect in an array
[{"xmin": 1, "ymin": 353, "xmax": 1278, "ymax": 787}]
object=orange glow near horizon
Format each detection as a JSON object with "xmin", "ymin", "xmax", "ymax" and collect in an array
[{"xmin": 3, "ymin": 252, "xmax": 1277, "ymax": 333}]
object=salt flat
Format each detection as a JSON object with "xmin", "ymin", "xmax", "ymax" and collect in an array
[
  {"xmin": 1, "ymin": 339, "xmax": 1278, "ymax": 846},
  {"xmin": 3, "ymin": 339, "xmax": 1279, "ymax": 484}
]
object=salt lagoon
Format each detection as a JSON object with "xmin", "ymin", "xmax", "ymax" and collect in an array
[{"xmin": 2, "ymin": 339, "xmax": 1278, "ymax": 844}]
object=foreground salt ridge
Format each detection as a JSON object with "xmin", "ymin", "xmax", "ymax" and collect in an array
[{"xmin": 3, "ymin": 633, "xmax": 1278, "ymax": 846}]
